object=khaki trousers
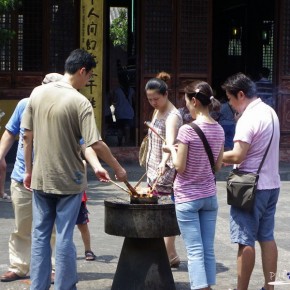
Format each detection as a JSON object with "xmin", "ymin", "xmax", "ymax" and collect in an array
[
  {"xmin": 9, "ymin": 179, "xmax": 33, "ymax": 276},
  {"xmin": 8, "ymin": 180, "xmax": 55, "ymax": 276}
]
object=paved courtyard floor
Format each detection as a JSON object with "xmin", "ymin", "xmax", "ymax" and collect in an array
[{"xmin": 0, "ymin": 163, "xmax": 289, "ymax": 290}]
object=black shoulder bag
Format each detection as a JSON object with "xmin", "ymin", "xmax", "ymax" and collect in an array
[
  {"xmin": 226, "ymin": 114, "xmax": 274, "ymax": 211},
  {"xmin": 189, "ymin": 123, "xmax": 215, "ymax": 175}
]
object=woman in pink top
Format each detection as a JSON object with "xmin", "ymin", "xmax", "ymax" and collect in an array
[{"xmin": 164, "ymin": 81, "xmax": 224, "ymax": 290}]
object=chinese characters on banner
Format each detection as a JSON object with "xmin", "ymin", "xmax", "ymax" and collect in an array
[{"xmin": 80, "ymin": 0, "xmax": 103, "ymax": 131}]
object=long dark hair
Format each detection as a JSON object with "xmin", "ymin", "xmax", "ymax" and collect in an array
[{"xmin": 184, "ymin": 80, "xmax": 220, "ymax": 112}]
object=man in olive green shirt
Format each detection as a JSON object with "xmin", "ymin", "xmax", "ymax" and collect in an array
[{"xmin": 21, "ymin": 49, "xmax": 126, "ymax": 290}]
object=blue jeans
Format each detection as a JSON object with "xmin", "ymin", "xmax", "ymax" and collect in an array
[
  {"xmin": 175, "ymin": 196, "xmax": 218, "ymax": 289},
  {"xmin": 30, "ymin": 190, "xmax": 82, "ymax": 290}
]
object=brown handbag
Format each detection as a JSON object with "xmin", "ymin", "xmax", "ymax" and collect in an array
[
  {"xmin": 139, "ymin": 135, "xmax": 148, "ymax": 167},
  {"xmin": 139, "ymin": 110, "xmax": 157, "ymax": 167}
]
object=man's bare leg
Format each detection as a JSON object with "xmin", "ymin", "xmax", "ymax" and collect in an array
[
  {"xmin": 237, "ymin": 244, "xmax": 255, "ymax": 290},
  {"xmin": 259, "ymin": 240, "xmax": 278, "ymax": 290}
]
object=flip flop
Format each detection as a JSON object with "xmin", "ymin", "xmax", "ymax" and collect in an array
[
  {"xmin": 1, "ymin": 193, "xmax": 11, "ymax": 202},
  {"xmin": 85, "ymin": 250, "xmax": 96, "ymax": 261}
]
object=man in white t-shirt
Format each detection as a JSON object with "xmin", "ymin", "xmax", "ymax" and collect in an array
[{"xmin": 222, "ymin": 73, "xmax": 280, "ymax": 290}]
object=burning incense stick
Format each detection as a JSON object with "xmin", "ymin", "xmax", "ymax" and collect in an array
[
  {"xmin": 134, "ymin": 171, "xmax": 147, "ymax": 189},
  {"xmin": 109, "ymin": 180, "xmax": 131, "ymax": 194}
]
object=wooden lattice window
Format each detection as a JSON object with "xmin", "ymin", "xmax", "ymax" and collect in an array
[
  {"xmin": 49, "ymin": 0, "xmax": 79, "ymax": 71},
  {"xmin": 0, "ymin": 14, "xmax": 12, "ymax": 71},
  {"xmin": 282, "ymin": 0, "xmax": 290, "ymax": 76},
  {"xmin": 143, "ymin": 0, "xmax": 173, "ymax": 74},
  {"xmin": 0, "ymin": 0, "xmax": 78, "ymax": 73},
  {"xmin": 21, "ymin": 0, "xmax": 43, "ymax": 71},
  {"xmin": 179, "ymin": 0, "xmax": 210, "ymax": 74},
  {"xmin": 262, "ymin": 20, "xmax": 274, "ymax": 81},
  {"xmin": 0, "ymin": 0, "xmax": 43, "ymax": 72}
]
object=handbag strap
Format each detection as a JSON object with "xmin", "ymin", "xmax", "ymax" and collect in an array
[
  {"xmin": 256, "ymin": 113, "xmax": 274, "ymax": 174},
  {"xmin": 145, "ymin": 109, "xmax": 160, "ymax": 168},
  {"xmin": 188, "ymin": 122, "xmax": 215, "ymax": 175}
]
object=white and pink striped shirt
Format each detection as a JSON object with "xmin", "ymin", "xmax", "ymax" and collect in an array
[{"xmin": 174, "ymin": 120, "xmax": 224, "ymax": 203}]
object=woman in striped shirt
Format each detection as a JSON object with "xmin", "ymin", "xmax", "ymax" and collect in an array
[
  {"xmin": 145, "ymin": 72, "xmax": 183, "ymax": 267},
  {"xmin": 164, "ymin": 81, "xmax": 224, "ymax": 290}
]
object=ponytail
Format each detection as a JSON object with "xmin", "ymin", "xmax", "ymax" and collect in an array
[{"xmin": 209, "ymin": 95, "xmax": 221, "ymax": 113}]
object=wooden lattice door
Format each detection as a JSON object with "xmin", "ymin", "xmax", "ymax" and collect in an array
[{"xmin": 138, "ymin": 0, "xmax": 212, "ymax": 139}]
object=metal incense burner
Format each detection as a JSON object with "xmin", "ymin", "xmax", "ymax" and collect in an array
[{"xmin": 104, "ymin": 197, "xmax": 180, "ymax": 290}]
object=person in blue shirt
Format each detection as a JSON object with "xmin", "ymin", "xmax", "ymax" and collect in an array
[
  {"xmin": 0, "ymin": 97, "xmax": 41, "ymax": 282},
  {"xmin": 218, "ymin": 100, "xmax": 237, "ymax": 151},
  {"xmin": 112, "ymin": 68, "xmax": 135, "ymax": 146}
]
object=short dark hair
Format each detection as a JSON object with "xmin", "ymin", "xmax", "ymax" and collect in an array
[
  {"xmin": 64, "ymin": 49, "xmax": 96, "ymax": 74},
  {"xmin": 221, "ymin": 72, "xmax": 256, "ymax": 99}
]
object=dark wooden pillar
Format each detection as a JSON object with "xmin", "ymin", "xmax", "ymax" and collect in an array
[{"xmin": 277, "ymin": 0, "xmax": 290, "ymax": 161}]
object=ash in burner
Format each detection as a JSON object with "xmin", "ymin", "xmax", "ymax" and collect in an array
[{"xmin": 130, "ymin": 195, "xmax": 158, "ymax": 204}]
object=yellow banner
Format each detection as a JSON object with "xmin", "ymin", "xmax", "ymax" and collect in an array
[
  {"xmin": 0, "ymin": 100, "xmax": 19, "ymax": 136},
  {"xmin": 80, "ymin": 0, "xmax": 103, "ymax": 131}
]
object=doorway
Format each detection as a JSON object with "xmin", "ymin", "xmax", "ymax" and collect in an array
[
  {"xmin": 138, "ymin": 0, "xmax": 212, "ymax": 139},
  {"xmin": 212, "ymin": 0, "xmax": 276, "ymax": 99},
  {"xmin": 103, "ymin": 0, "xmax": 137, "ymax": 147}
]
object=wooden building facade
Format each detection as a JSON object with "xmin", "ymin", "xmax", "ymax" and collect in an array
[{"xmin": 0, "ymin": 0, "xmax": 289, "ymax": 161}]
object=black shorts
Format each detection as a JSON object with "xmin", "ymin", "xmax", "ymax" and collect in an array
[{"xmin": 76, "ymin": 201, "xmax": 89, "ymax": 225}]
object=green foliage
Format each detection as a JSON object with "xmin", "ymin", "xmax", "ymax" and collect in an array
[
  {"xmin": 110, "ymin": 8, "xmax": 128, "ymax": 51},
  {"xmin": 0, "ymin": 0, "xmax": 18, "ymax": 13},
  {"xmin": 0, "ymin": 28, "xmax": 15, "ymax": 42},
  {"xmin": 0, "ymin": 0, "xmax": 20, "ymax": 46}
]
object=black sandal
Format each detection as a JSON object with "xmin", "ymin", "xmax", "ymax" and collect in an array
[
  {"xmin": 169, "ymin": 256, "xmax": 180, "ymax": 268},
  {"xmin": 85, "ymin": 250, "xmax": 96, "ymax": 261}
]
